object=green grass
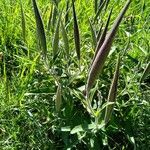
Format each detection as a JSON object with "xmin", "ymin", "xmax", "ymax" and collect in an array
[{"xmin": 0, "ymin": 0, "xmax": 150, "ymax": 149}]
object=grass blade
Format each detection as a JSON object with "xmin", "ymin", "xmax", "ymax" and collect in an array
[
  {"xmin": 65, "ymin": 0, "xmax": 69, "ymax": 26},
  {"xmin": 140, "ymin": 62, "xmax": 150, "ymax": 83},
  {"xmin": 94, "ymin": 0, "xmax": 98, "ymax": 14},
  {"xmin": 52, "ymin": 5, "xmax": 58, "ymax": 29},
  {"xmin": 105, "ymin": 0, "xmax": 110, "ymax": 11},
  {"xmin": 89, "ymin": 19, "xmax": 97, "ymax": 50},
  {"xmin": 47, "ymin": 4, "xmax": 53, "ymax": 33},
  {"xmin": 61, "ymin": 20, "xmax": 69, "ymax": 59},
  {"xmin": 94, "ymin": 0, "xmax": 106, "ymax": 22},
  {"xmin": 20, "ymin": 0, "xmax": 26, "ymax": 43},
  {"xmin": 104, "ymin": 55, "xmax": 120, "ymax": 124},
  {"xmin": 53, "ymin": 12, "xmax": 61, "ymax": 60},
  {"xmin": 32, "ymin": 0, "xmax": 47, "ymax": 61},
  {"xmin": 72, "ymin": 0, "xmax": 80, "ymax": 61},
  {"xmin": 96, "ymin": 23, "xmax": 103, "ymax": 42},
  {"xmin": 86, "ymin": 0, "xmax": 131, "ymax": 94}
]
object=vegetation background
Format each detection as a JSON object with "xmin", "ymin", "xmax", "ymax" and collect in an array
[{"xmin": 0, "ymin": 0, "xmax": 149, "ymax": 149}]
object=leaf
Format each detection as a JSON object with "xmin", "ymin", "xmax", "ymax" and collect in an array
[
  {"xmin": 47, "ymin": 4, "xmax": 53, "ymax": 33},
  {"xmin": 52, "ymin": 5, "xmax": 58, "ymax": 28},
  {"xmin": 94, "ymin": 0, "xmax": 98, "ymax": 14},
  {"xmin": 96, "ymin": 23, "xmax": 103, "ymax": 42},
  {"xmin": 72, "ymin": 0, "xmax": 80, "ymax": 60},
  {"xmin": 20, "ymin": 0, "xmax": 26, "ymax": 42},
  {"xmin": 94, "ymin": 0, "xmax": 106, "ymax": 22},
  {"xmin": 61, "ymin": 126, "xmax": 71, "ymax": 132},
  {"xmin": 105, "ymin": 0, "xmax": 110, "ymax": 11},
  {"xmin": 61, "ymin": 20, "xmax": 69, "ymax": 59},
  {"xmin": 65, "ymin": 0, "xmax": 69, "ymax": 26},
  {"xmin": 71, "ymin": 123, "xmax": 105, "ymax": 134},
  {"xmin": 53, "ymin": 12, "xmax": 62, "ymax": 60},
  {"xmin": 89, "ymin": 18, "xmax": 97, "ymax": 50},
  {"xmin": 32, "ymin": 0, "xmax": 47, "ymax": 61}
]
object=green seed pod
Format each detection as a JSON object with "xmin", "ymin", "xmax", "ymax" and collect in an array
[
  {"xmin": 55, "ymin": 84, "xmax": 62, "ymax": 112},
  {"xmin": 32, "ymin": 0, "xmax": 47, "ymax": 61},
  {"xmin": 104, "ymin": 55, "xmax": 120, "ymax": 124}
]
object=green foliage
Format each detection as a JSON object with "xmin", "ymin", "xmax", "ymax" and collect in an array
[{"xmin": 0, "ymin": 0, "xmax": 149, "ymax": 149}]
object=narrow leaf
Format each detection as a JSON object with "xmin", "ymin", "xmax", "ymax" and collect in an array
[
  {"xmin": 61, "ymin": 20, "xmax": 69, "ymax": 58},
  {"xmin": 105, "ymin": 0, "xmax": 110, "ymax": 11},
  {"xmin": 47, "ymin": 4, "xmax": 53, "ymax": 33},
  {"xmin": 104, "ymin": 55, "xmax": 120, "ymax": 124},
  {"xmin": 86, "ymin": 0, "xmax": 131, "ymax": 94},
  {"xmin": 52, "ymin": 5, "xmax": 58, "ymax": 28},
  {"xmin": 65, "ymin": 0, "xmax": 69, "ymax": 26},
  {"xmin": 89, "ymin": 19, "xmax": 97, "ymax": 50},
  {"xmin": 94, "ymin": 0, "xmax": 106, "ymax": 22},
  {"xmin": 94, "ymin": 0, "xmax": 98, "ymax": 14},
  {"xmin": 96, "ymin": 23, "xmax": 103, "ymax": 42},
  {"xmin": 32, "ymin": 0, "xmax": 47, "ymax": 60},
  {"xmin": 72, "ymin": 0, "xmax": 80, "ymax": 60},
  {"xmin": 20, "ymin": 0, "xmax": 26, "ymax": 42},
  {"xmin": 53, "ymin": 13, "xmax": 61, "ymax": 60}
]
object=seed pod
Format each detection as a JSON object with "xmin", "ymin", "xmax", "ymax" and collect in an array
[
  {"xmin": 32, "ymin": 0, "xmax": 47, "ymax": 61},
  {"xmin": 55, "ymin": 84, "xmax": 62, "ymax": 112},
  {"xmin": 104, "ymin": 55, "xmax": 120, "ymax": 124},
  {"xmin": 72, "ymin": 0, "xmax": 80, "ymax": 60},
  {"xmin": 86, "ymin": 0, "xmax": 131, "ymax": 95},
  {"xmin": 92, "ymin": 8, "xmax": 113, "ymax": 64}
]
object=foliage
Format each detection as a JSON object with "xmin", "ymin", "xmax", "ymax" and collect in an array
[{"xmin": 0, "ymin": 0, "xmax": 149, "ymax": 149}]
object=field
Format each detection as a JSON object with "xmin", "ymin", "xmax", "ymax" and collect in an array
[{"xmin": 0, "ymin": 0, "xmax": 150, "ymax": 149}]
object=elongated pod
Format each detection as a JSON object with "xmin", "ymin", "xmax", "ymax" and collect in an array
[
  {"xmin": 72, "ymin": 0, "xmax": 80, "ymax": 60},
  {"xmin": 104, "ymin": 55, "xmax": 120, "ymax": 124},
  {"xmin": 32, "ymin": 0, "xmax": 47, "ymax": 60},
  {"xmin": 86, "ymin": 0, "xmax": 131, "ymax": 95}
]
